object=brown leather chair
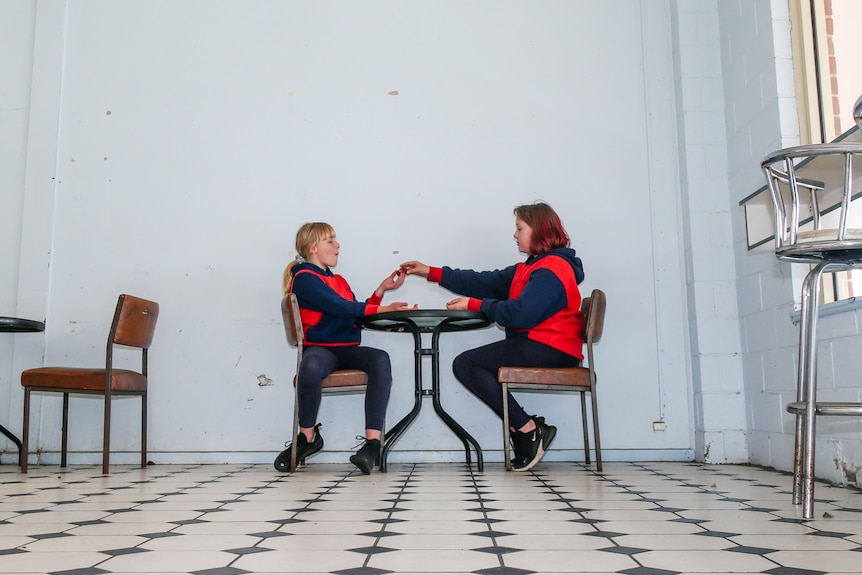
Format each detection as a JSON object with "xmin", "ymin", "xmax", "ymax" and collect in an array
[
  {"xmin": 21, "ymin": 294, "xmax": 159, "ymax": 474},
  {"xmin": 499, "ymin": 288, "xmax": 607, "ymax": 471},
  {"xmin": 281, "ymin": 293, "xmax": 383, "ymax": 472}
]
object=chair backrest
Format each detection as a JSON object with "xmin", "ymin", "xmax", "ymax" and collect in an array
[
  {"xmin": 281, "ymin": 293, "xmax": 304, "ymax": 350},
  {"xmin": 107, "ymin": 294, "xmax": 159, "ymax": 377},
  {"xmin": 111, "ymin": 294, "xmax": 159, "ymax": 349},
  {"xmin": 581, "ymin": 289, "xmax": 606, "ymax": 371},
  {"xmin": 761, "ymin": 143, "xmax": 862, "ymax": 253}
]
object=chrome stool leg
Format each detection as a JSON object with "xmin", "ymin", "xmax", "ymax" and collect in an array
[{"xmin": 798, "ymin": 261, "xmax": 830, "ymax": 518}]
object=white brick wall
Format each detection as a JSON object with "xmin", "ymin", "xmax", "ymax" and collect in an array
[
  {"xmin": 672, "ymin": 0, "xmax": 746, "ymax": 462},
  {"xmin": 718, "ymin": 0, "xmax": 799, "ymax": 472},
  {"xmin": 721, "ymin": 0, "xmax": 862, "ymax": 486}
]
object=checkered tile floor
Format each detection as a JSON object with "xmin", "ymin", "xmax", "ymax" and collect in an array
[{"xmin": 2, "ymin": 461, "xmax": 862, "ymax": 574}]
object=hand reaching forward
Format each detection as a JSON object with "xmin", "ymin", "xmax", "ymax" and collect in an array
[
  {"xmin": 375, "ymin": 268, "xmax": 406, "ymax": 298},
  {"xmin": 399, "ymin": 261, "xmax": 430, "ymax": 278},
  {"xmin": 379, "ymin": 301, "xmax": 418, "ymax": 313},
  {"xmin": 446, "ymin": 297, "xmax": 470, "ymax": 311}
]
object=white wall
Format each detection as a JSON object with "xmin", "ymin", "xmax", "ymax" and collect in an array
[
  {"xmin": 722, "ymin": 0, "xmax": 862, "ymax": 487},
  {"xmin": 670, "ymin": 1, "xmax": 746, "ymax": 463},
  {"xmin": 1, "ymin": 0, "xmax": 61, "ymax": 465},
  {"xmin": 720, "ymin": 0, "xmax": 799, "ymax": 475},
  {"xmin": 3, "ymin": 0, "xmax": 697, "ymax": 466},
  {"xmin": 0, "ymin": 0, "xmax": 36, "ymax": 437}
]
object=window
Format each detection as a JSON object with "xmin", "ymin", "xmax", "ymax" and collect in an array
[{"xmin": 789, "ymin": 0, "xmax": 862, "ymax": 303}]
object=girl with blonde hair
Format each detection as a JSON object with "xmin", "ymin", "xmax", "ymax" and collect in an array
[{"xmin": 276, "ymin": 222, "xmax": 412, "ymax": 474}]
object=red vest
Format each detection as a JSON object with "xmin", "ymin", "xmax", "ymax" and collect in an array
[
  {"xmin": 289, "ymin": 269, "xmax": 358, "ymax": 346},
  {"xmin": 509, "ymin": 255, "xmax": 584, "ymax": 359}
]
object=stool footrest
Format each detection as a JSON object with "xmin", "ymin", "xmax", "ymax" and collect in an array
[{"xmin": 787, "ymin": 401, "xmax": 862, "ymax": 416}]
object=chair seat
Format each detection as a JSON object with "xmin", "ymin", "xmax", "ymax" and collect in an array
[
  {"xmin": 497, "ymin": 366, "xmax": 590, "ymax": 388},
  {"xmin": 22, "ymin": 367, "xmax": 148, "ymax": 392},
  {"xmin": 775, "ymin": 237, "xmax": 862, "ymax": 263},
  {"xmin": 292, "ymin": 369, "xmax": 368, "ymax": 389},
  {"xmin": 323, "ymin": 370, "xmax": 368, "ymax": 388}
]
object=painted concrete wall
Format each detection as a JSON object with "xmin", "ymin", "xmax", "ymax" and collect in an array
[
  {"xmin": 0, "ymin": 1, "xmax": 36, "ymax": 451},
  {"xmin": 2, "ymin": 0, "xmax": 697, "ymax": 466},
  {"xmin": 4, "ymin": 0, "xmax": 857, "ymax": 488}
]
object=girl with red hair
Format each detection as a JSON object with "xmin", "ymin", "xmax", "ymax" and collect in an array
[{"xmin": 401, "ymin": 202, "xmax": 585, "ymax": 471}]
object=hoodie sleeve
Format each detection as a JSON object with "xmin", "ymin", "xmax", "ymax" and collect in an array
[
  {"xmin": 477, "ymin": 267, "xmax": 568, "ymax": 329},
  {"xmin": 434, "ymin": 265, "xmax": 518, "ymax": 300},
  {"xmin": 291, "ymin": 272, "xmax": 370, "ymax": 319}
]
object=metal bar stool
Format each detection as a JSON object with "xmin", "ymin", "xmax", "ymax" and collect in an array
[{"xmin": 761, "ymin": 119, "xmax": 862, "ymax": 517}]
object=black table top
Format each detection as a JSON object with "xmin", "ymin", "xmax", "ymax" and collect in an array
[
  {"xmin": 0, "ymin": 316, "xmax": 46, "ymax": 333},
  {"xmin": 363, "ymin": 309, "xmax": 490, "ymax": 333}
]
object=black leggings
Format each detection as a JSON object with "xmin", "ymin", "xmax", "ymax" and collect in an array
[
  {"xmin": 453, "ymin": 337, "xmax": 581, "ymax": 430},
  {"xmin": 297, "ymin": 345, "xmax": 392, "ymax": 432}
]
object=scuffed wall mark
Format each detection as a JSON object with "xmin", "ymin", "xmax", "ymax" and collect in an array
[
  {"xmin": 235, "ymin": 355, "xmax": 242, "ymax": 367},
  {"xmin": 257, "ymin": 374, "xmax": 273, "ymax": 387},
  {"xmin": 703, "ymin": 442, "xmax": 711, "ymax": 463},
  {"xmin": 388, "ymin": 90, "xmax": 399, "ymax": 96},
  {"xmin": 834, "ymin": 457, "xmax": 861, "ymax": 487},
  {"xmin": 106, "ymin": 110, "xmax": 111, "ymax": 116}
]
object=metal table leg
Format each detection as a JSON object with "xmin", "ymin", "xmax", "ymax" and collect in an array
[
  {"xmin": 0, "ymin": 423, "xmax": 23, "ymax": 467},
  {"xmin": 429, "ymin": 326, "xmax": 483, "ymax": 471}
]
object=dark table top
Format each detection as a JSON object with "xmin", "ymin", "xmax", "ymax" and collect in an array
[
  {"xmin": 0, "ymin": 317, "xmax": 45, "ymax": 333},
  {"xmin": 363, "ymin": 309, "xmax": 490, "ymax": 333}
]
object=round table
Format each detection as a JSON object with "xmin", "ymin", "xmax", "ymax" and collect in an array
[
  {"xmin": 0, "ymin": 317, "xmax": 45, "ymax": 333},
  {"xmin": 0, "ymin": 316, "xmax": 45, "ymax": 466},
  {"xmin": 362, "ymin": 309, "xmax": 490, "ymax": 471}
]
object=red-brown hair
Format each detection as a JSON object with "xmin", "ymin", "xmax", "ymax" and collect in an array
[{"xmin": 514, "ymin": 202, "xmax": 570, "ymax": 255}]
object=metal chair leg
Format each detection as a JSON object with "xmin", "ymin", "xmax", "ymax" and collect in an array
[
  {"xmin": 290, "ymin": 386, "xmax": 300, "ymax": 472},
  {"xmin": 61, "ymin": 393, "xmax": 69, "ymax": 468},
  {"xmin": 580, "ymin": 393, "xmax": 590, "ymax": 465},
  {"xmin": 501, "ymin": 381, "xmax": 512, "ymax": 471},
  {"xmin": 591, "ymin": 385, "xmax": 603, "ymax": 472},
  {"xmin": 21, "ymin": 389, "xmax": 30, "ymax": 473}
]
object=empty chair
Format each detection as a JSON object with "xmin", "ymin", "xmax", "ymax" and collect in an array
[
  {"xmin": 21, "ymin": 294, "xmax": 159, "ymax": 474},
  {"xmin": 761, "ymin": 137, "xmax": 862, "ymax": 518},
  {"xmin": 278, "ymin": 293, "xmax": 384, "ymax": 472},
  {"xmin": 498, "ymin": 288, "xmax": 607, "ymax": 471}
]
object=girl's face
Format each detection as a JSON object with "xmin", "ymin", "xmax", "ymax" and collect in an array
[
  {"xmin": 514, "ymin": 217, "xmax": 533, "ymax": 255},
  {"xmin": 308, "ymin": 235, "xmax": 340, "ymax": 269}
]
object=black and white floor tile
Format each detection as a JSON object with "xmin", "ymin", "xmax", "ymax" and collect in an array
[{"xmin": 2, "ymin": 461, "xmax": 862, "ymax": 574}]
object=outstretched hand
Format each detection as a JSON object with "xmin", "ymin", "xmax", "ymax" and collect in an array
[
  {"xmin": 399, "ymin": 261, "xmax": 430, "ymax": 278},
  {"xmin": 446, "ymin": 297, "xmax": 470, "ymax": 311},
  {"xmin": 380, "ymin": 301, "xmax": 418, "ymax": 313},
  {"xmin": 375, "ymin": 268, "xmax": 407, "ymax": 297}
]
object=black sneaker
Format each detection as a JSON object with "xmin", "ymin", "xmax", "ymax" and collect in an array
[
  {"xmin": 510, "ymin": 417, "xmax": 556, "ymax": 472},
  {"xmin": 349, "ymin": 438, "xmax": 381, "ymax": 475},
  {"xmin": 274, "ymin": 424, "xmax": 324, "ymax": 472}
]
